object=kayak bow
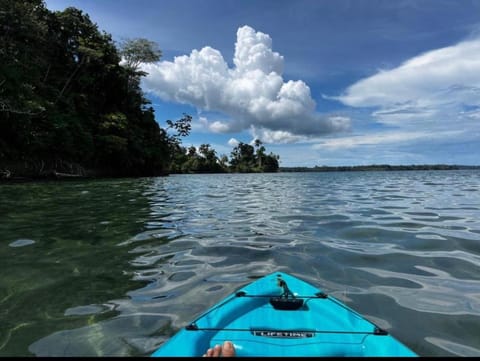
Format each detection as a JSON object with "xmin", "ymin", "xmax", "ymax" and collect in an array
[{"xmin": 151, "ymin": 272, "xmax": 417, "ymax": 357}]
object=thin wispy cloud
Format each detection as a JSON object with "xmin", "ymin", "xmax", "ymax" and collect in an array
[
  {"xmin": 334, "ymin": 37, "xmax": 480, "ymax": 127},
  {"xmin": 141, "ymin": 25, "xmax": 350, "ymax": 143},
  {"xmin": 312, "ymin": 130, "xmax": 466, "ymax": 150}
]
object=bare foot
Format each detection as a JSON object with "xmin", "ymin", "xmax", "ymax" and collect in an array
[{"xmin": 203, "ymin": 341, "xmax": 236, "ymax": 357}]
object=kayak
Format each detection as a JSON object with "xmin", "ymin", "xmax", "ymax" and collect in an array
[{"xmin": 151, "ymin": 272, "xmax": 418, "ymax": 357}]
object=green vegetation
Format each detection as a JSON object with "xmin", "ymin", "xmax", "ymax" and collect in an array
[
  {"xmin": 0, "ymin": 0, "xmax": 279, "ymax": 179},
  {"xmin": 0, "ymin": 0, "xmax": 170, "ymax": 178},
  {"xmin": 168, "ymin": 118, "xmax": 279, "ymax": 173},
  {"xmin": 228, "ymin": 139, "xmax": 280, "ymax": 173}
]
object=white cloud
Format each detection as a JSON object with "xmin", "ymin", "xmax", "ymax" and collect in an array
[
  {"xmin": 141, "ymin": 25, "xmax": 350, "ymax": 142},
  {"xmin": 312, "ymin": 130, "xmax": 465, "ymax": 150},
  {"xmin": 233, "ymin": 25, "xmax": 284, "ymax": 75},
  {"xmin": 227, "ymin": 138, "xmax": 239, "ymax": 147},
  {"xmin": 335, "ymin": 37, "xmax": 480, "ymax": 126},
  {"xmin": 251, "ymin": 127, "xmax": 305, "ymax": 144},
  {"xmin": 209, "ymin": 120, "xmax": 231, "ymax": 133}
]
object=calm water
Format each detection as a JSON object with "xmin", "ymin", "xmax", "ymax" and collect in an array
[{"xmin": 1, "ymin": 170, "xmax": 480, "ymax": 356}]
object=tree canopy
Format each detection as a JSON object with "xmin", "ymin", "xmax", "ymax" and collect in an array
[
  {"xmin": 119, "ymin": 38, "xmax": 162, "ymax": 73},
  {"xmin": 0, "ymin": 0, "xmax": 170, "ymax": 177},
  {"xmin": 168, "ymin": 138, "xmax": 280, "ymax": 174}
]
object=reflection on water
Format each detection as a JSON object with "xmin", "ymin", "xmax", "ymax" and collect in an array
[{"xmin": 1, "ymin": 170, "xmax": 480, "ymax": 356}]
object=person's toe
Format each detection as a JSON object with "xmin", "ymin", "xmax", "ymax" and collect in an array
[
  {"xmin": 212, "ymin": 344, "xmax": 222, "ymax": 356},
  {"xmin": 203, "ymin": 346, "xmax": 216, "ymax": 357},
  {"xmin": 203, "ymin": 341, "xmax": 235, "ymax": 357},
  {"xmin": 221, "ymin": 341, "xmax": 235, "ymax": 357}
]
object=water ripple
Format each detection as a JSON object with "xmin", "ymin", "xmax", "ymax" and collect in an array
[{"xmin": 3, "ymin": 170, "xmax": 480, "ymax": 357}]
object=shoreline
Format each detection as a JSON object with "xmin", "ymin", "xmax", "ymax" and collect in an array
[
  {"xmin": 1, "ymin": 162, "xmax": 479, "ymax": 184},
  {"xmin": 279, "ymin": 164, "xmax": 480, "ymax": 172}
]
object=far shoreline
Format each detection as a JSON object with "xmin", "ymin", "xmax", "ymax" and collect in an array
[
  {"xmin": 279, "ymin": 164, "xmax": 480, "ymax": 172},
  {"xmin": 1, "ymin": 163, "xmax": 479, "ymax": 184}
]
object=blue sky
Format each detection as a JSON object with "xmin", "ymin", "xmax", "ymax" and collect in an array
[{"xmin": 44, "ymin": 0, "xmax": 480, "ymax": 167}]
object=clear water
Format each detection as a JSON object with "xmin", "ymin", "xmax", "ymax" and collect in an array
[{"xmin": 1, "ymin": 170, "xmax": 480, "ymax": 356}]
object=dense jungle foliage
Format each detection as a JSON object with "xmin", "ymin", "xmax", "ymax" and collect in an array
[{"xmin": 0, "ymin": 0, "xmax": 279, "ymax": 179}]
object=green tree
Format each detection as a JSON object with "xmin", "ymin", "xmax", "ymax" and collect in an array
[
  {"xmin": 165, "ymin": 113, "xmax": 193, "ymax": 172},
  {"xmin": 254, "ymin": 138, "xmax": 266, "ymax": 169},
  {"xmin": 218, "ymin": 154, "xmax": 229, "ymax": 170},
  {"xmin": 263, "ymin": 153, "xmax": 280, "ymax": 172},
  {"xmin": 187, "ymin": 146, "xmax": 197, "ymax": 157},
  {"xmin": 119, "ymin": 38, "xmax": 162, "ymax": 73},
  {"xmin": 229, "ymin": 142, "xmax": 255, "ymax": 172},
  {"xmin": 119, "ymin": 37, "xmax": 161, "ymax": 92},
  {"xmin": 166, "ymin": 113, "xmax": 192, "ymax": 140},
  {"xmin": 198, "ymin": 143, "xmax": 222, "ymax": 172},
  {"xmin": 0, "ymin": 1, "xmax": 171, "ymax": 178},
  {"xmin": 0, "ymin": 0, "xmax": 50, "ymax": 160}
]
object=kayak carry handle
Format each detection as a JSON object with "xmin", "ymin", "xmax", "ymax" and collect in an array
[
  {"xmin": 270, "ymin": 275, "xmax": 304, "ymax": 310},
  {"xmin": 277, "ymin": 277, "xmax": 295, "ymax": 299},
  {"xmin": 270, "ymin": 297, "xmax": 304, "ymax": 310}
]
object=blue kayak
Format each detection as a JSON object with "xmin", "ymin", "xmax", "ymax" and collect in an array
[{"xmin": 151, "ymin": 272, "xmax": 417, "ymax": 357}]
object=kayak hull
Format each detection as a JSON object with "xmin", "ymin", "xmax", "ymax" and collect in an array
[{"xmin": 151, "ymin": 272, "xmax": 417, "ymax": 357}]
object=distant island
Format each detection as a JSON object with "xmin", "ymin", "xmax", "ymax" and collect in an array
[{"xmin": 280, "ymin": 164, "xmax": 480, "ymax": 172}]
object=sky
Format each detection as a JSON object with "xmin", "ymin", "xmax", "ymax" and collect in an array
[{"xmin": 44, "ymin": 0, "xmax": 480, "ymax": 167}]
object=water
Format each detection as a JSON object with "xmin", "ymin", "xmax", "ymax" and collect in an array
[{"xmin": 1, "ymin": 170, "xmax": 480, "ymax": 356}]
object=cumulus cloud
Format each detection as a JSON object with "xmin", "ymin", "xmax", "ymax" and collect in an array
[
  {"xmin": 141, "ymin": 25, "xmax": 350, "ymax": 142},
  {"xmin": 335, "ymin": 37, "xmax": 480, "ymax": 126}
]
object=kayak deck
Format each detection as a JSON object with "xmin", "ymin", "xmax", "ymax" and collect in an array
[{"xmin": 151, "ymin": 272, "xmax": 417, "ymax": 357}]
